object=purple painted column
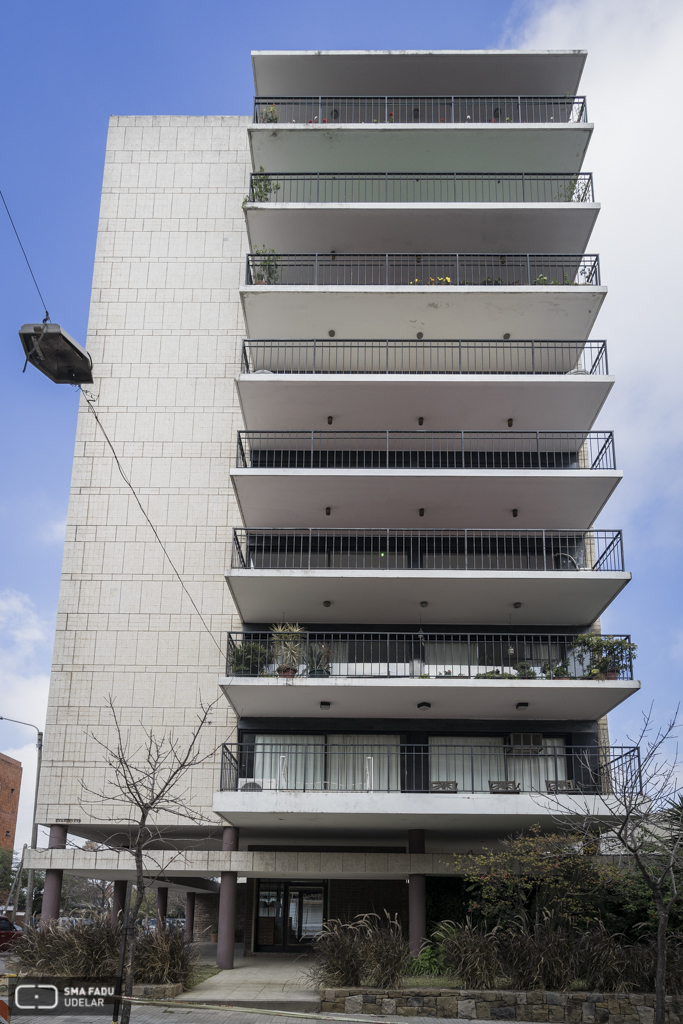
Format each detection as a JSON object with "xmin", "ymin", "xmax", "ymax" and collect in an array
[
  {"xmin": 111, "ymin": 879, "xmax": 127, "ymax": 930},
  {"xmin": 156, "ymin": 886, "xmax": 168, "ymax": 931},
  {"xmin": 408, "ymin": 829, "xmax": 426, "ymax": 956},
  {"xmin": 216, "ymin": 826, "xmax": 239, "ymax": 969},
  {"xmin": 185, "ymin": 892, "xmax": 196, "ymax": 943},
  {"xmin": 42, "ymin": 824, "xmax": 67, "ymax": 922}
]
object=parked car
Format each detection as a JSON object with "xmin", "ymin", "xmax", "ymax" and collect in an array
[{"xmin": 0, "ymin": 917, "xmax": 23, "ymax": 951}]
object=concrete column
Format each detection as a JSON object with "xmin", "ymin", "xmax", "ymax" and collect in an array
[
  {"xmin": 216, "ymin": 826, "xmax": 239, "ymax": 969},
  {"xmin": 408, "ymin": 874, "xmax": 427, "ymax": 956},
  {"xmin": 408, "ymin": 829, "xmax": 426, "ymax": 956},
  {"xmin": 156, "ymin": 887, "xmax": 168, "ymax": 930},
  {"xmin": 185, "ymin": 892, "xmax": 196, "ymax": 943},
  {"xmin": 42, "ymin": 824, "xmax": 67, "ymax": 922},
  {"xmin": 111, "ymin": 879, "xmax": 127, "ymax": 930}
]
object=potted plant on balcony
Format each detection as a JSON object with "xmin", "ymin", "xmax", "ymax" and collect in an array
[
  {"xmin": 228, "ymin": 639, "xmax": 268, "ymax": 676},
  {"xmin": 541, "ymin": 656, "xmax": 571, "ymax": 679},
  {"xmin": 270, "ymin": 622, "xmax": 306, "ymax": 677},
  {"xmin": 572, "ymin": 634, "xmax": 638, "ymax": 679},
  {"xmin": 251, "ymin": 245, "xmax": 279, "ymax": 285},
  {"xmin": 307, "ymin": 641, "xmax": 331, "ymax": 677}
]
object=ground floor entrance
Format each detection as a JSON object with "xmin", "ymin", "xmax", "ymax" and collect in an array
[{"xmin": 255, "ymin": 880, "xmax": 326, "ymax": 952}]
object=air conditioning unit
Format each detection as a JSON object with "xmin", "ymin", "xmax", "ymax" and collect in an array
[{"xmin": 506, "ymin": 733, "xmax": 543, "ymax": 753}]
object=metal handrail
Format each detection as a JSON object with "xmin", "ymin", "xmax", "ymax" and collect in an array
[
  {"xmin": 220, "ymin": 742, "xmax": 637, "ymax": 795},
  {"xmin": 240, "ymin": 340, "xmax": 609, "ymax": 376},
  {"xmin": 230, "ymin": 528, "xmax": 625, "ymax": 573},
  {"xmin": 245, "ymin": 253, "xmax": 601, "ymax": 287},
  {"xmin": 224, "ymin": 630, "xmax": 635, "ymax": 681},
  {"xmin": 235, "ymin": 430, "xmax": 616, "ymax": 471},
  {"xmin": 253, "ymin": 95, "xmax": 588, "ymax": 125},
  {"xmin": 247, "ymin": 171, "xmax": 595, "ymax": 204}
]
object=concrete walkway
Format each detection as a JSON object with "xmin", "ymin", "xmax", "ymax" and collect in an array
[{"xmin": 182, "ymin": 943, "xmax": 319, "ymax": 1011}]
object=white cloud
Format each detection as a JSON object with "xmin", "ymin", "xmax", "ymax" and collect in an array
[
  {"xmin": 0, "ymin": 590, "xmax": 52, "ymax": 849},
  {"xmin": 506, "ymin": 0, "xmax": 683, "ymax": 537},
  {"xmin": 39, "ymin": 518, "xmax": 67, "ymax": 545}
]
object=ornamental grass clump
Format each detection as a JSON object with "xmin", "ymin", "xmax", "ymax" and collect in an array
[
  {"xmin": 306, "ymin": 912, "xmax": 410, "ymax": 989},
  {"xmin": 431, "ymin": 918, "xmax": 502, "ymax": 989},
  {"xmin": 16, "ymin": 916, "xmax": 197, "ymax": 987}
]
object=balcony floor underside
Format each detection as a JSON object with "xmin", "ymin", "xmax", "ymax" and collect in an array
[
  {"xmin": 230, "ymin": 469, "xmax": 621, "ymax": 530},
  {"xmin": 236, "ymin": 375, "xmax": 614, "ymax": 432},
  {"xmin": 240, "ymin": 286, "xmax": 606, "ymax": 340},
  {"xmin": 244, "ymin": 204, "xmax": 600, "ymax": 255},
  {"xmin": 220, "ymin": 676, "xmax": 640, "ymax": 721},
  {"xmin": 226, "ymin": 569, "xmax": 630, "ymax": 625},
  {"xmin": 213, "ymin": 791, "xmax": 610, "ymax": 834},
  {"xmin": 248, "ymin": 124, "xmax": 593, "ymax": 174}
]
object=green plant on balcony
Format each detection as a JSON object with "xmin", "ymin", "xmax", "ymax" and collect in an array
[
  {"xmin": 572, "ymin": 634, "xmax": 638, "ymax": 679},
  {"xmin": 513, "ymin": 661, "xmax": 537, "ymax": 679},
  {"xmin": 251, "ymin": 246, "xmax": 279, "ymax": 285},
  {"xmin": 307, "ymin": 641, "xmax": 331, "ymax": 677},
  {"xmin": 474, "ymin": 670, "xmax": 518, "ymax": 679},
  {"xmin": 228, "ymin": 639, "xmax": 268, "ymax": 676},
  {"xmin": 270, "ymin": 622, "xmax": 307, "ymax": 677},
  {"xmin": 541, "ymin": 656, "xmax": 571, "ymax": 679},
  {"xmin": 259, "ymin": 104, "xmax": 279, "ymax": 123},
  {"xmin": 244, "ymin": 166, "xmax": 281, "ymax": 208}
]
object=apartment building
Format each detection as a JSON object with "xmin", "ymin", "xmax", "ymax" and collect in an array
[{"xmin": 28, "ymin": 49, "xmax": 639, "ymax": 965}]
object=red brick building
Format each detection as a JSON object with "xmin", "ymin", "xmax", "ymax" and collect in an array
[{"xmin": 0, "ymin": 754, "xmax": 22, "ymax": 851}]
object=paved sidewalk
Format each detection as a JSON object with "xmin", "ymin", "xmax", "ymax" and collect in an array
[{"xmin": 181, "ymin": 944, "xmax": 317, "ymax": 1011}]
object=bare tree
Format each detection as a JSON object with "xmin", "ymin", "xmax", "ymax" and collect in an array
[
  {"xmin": 80, "ymin": 696, "xmax": 219, "ymax": 1024},
  {"xmin": 544, "ymin": 706, "xmax": 682, "ymax": 1024}
]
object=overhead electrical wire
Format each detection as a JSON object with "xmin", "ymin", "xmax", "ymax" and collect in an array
[
  {"xmin": 79, "ymin": 389, "xmax": 226, "ymax": 661},
  {"xmin": 3, "ymin": 182, "xmax": 226, "ymax": 662},
  {"xmin": 0, "ymin": 188, "xmax": 50, "ymax": 320}
]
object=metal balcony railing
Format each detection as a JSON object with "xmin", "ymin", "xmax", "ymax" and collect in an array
[
  {"xmin": 230, "ymin": 528, "xmax": 625, "ymax": 573},
  {"xmin": 253, "ymin": 95, "xmax": 588, "ymax": 125},
  {"xmin": 245, "ymin": 253, "xmax": 601, "ymax": 287},
  {"xmin": 247, "ymin": 171, "xmax": 594, "ymax": 204},
  {"xmin": 220, "ymin": 742, "xmax": 638, "ymax": 795},
  {"xmin": 225, "ymin": 630, "xmax": 635, "ymax": 681},
  {"xmin": 235, "ymin": 431, "xmax": 616, "ymax": 471},
  {"xmin": 241, "ymin": 340, "xmax": 609, "ymax": 376}
]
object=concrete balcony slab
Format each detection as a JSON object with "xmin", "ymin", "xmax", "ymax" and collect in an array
[
  {"xmin": 230, "ymin": 468, "xmax": 622, "ymax": 530},
  {"xmin": 213, "ymin": 790, "xmax": 611, "ymax": 835},
  {"xmin": 248, "ymin": 124, "xmax": 593, "ymax": 174},
  {"xmin": 220, "ymin": 674, "xmax": 640, "ymax": 721},
  {"xmin": 244, "ymin": 203, "xmax": 600, "ymax": 255},
  {"xmin": 225, "ymin": 569, "xmax": 630, "ymax": 625},
  {"xmin": 236, "ymin": 373, "xmax": 613, "ymax": 432},
  {"xmin": 239, "ymin": 285, "xmax": 606, "ymax": 341}
]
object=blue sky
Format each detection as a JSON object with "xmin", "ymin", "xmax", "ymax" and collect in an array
[{"xmin": 1, "ymin": 0, "xmax": 682, "ymax": 847}]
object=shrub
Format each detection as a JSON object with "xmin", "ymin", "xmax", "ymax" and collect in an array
[
  {"xmin": 306, "ymin": 913, "xmax": 410, "ymax": 989},
  {"xmin": 134, "ymin": 926, "xmax": 198, "ymax": 986},
  {"xmin": 431, "ymin": 918, "xmax": 502, "ymax": 989},
  {"xmin": 16, "ymin": 916, "xmax": 197, "ymax": 987}
]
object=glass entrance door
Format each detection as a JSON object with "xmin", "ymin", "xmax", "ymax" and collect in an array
[{"xmin": 256, "ymin": 880, "xmax": 326, "ymax": 951}]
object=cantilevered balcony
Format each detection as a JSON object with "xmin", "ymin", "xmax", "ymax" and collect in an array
[
  {"xmin": 221, "ymin": 629, "xmax": 639, "ymax": 721},
  {"xmin": 253, "ymin": 95, "xmax": 588, "ymax": 125},
  {"xmin": 214, "ymin": 740, "xmax": 639, "ymax": 831},
  {"xmin": 237, "ymin": 340, "xmax": 612, "ymax": 432},
  {"xmin": 240, "ymin": 254, "xmax": 605, "ymax": 339},
  {"xmin": 231, "ymin": 430, "xmax": 620, "ymax": 529},
  {"xmin": 226, "ymin": 527, "xmax": 629, "ymax": 625},
  {"xmin": 244, "ymin": 172, "xmax": 598, "ymax": 253},
  {"xmin": 220, "ymin": 740, "xmax": 635, "ymax": 794},
  {"xmin": 249, "ymin": 95, "xmax": 592, "ymax": 173}
]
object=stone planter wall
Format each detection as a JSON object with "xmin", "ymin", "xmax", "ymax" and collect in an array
[
  {"xmin": 321, "ymin": 988, "xmax": 683, "ymax": 1023},
  {"xmin": 132, "ymin": 982, "xmax": 183, "ymax": 999}
]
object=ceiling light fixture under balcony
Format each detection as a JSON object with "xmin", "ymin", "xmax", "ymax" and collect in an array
[
  {"xmin": 420, "ymin": 601, "xmax": 428, "ymax": 607},
  {"xmin": 417, "ymin": 702, "xmax": 431, "ymax": 710},
  {"xmin": 323, "ymin": 600, "xmax": 331, "ymax": 607},
  {"xmin": 514, "ymin": 602, "xmax": 522, "ymax": 609}
]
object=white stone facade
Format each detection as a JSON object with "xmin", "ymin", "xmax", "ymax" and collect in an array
[{"xmin": 37, "ymin": 116, "xmax": 252, "ymax": 830}]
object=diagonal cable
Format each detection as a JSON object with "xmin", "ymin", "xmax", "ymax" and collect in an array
[{"xmin": 80, "ymin": 389, "xmax": 225, "ymax": 660}]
